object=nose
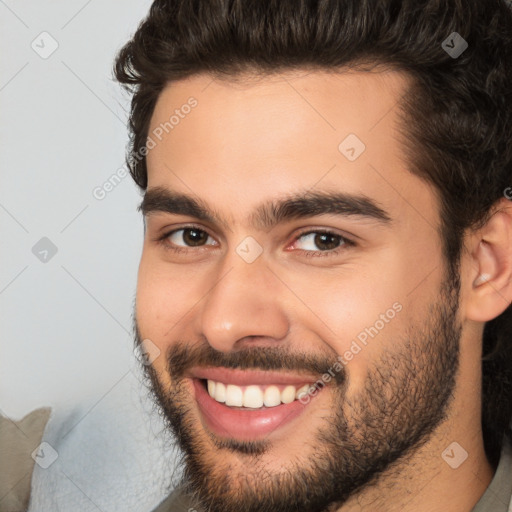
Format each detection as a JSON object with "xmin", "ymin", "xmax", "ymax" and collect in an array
[{"xmin": 196, "ymin": 253, "xmax": 290, "ymax": 352}]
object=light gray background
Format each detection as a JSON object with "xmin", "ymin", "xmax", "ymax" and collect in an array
[{"xmin": 1, "ymin": 1, "xmax": 154, "ymax": 420}]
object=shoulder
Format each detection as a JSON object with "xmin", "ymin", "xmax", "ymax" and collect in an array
[{"xmin": 0, "ymin": 407, "xmax": 51, "ymax": 512}]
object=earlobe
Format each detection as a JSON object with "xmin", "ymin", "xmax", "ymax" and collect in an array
[{"xmin": 465, "ymin": 199, "xmax": 512, "ymax": 323}]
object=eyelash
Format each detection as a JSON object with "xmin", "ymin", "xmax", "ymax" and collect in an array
[{"xmin": 155, "ymin": 225, "xmax": 355, "ymax": 258}]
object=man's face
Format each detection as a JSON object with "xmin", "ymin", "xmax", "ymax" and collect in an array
[{"xmin": 135, "ymin": 70, "xmax": 461, "ymax": 511}]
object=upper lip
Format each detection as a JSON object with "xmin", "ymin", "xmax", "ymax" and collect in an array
[{"xmin": 189, "ymin": 367, "xmax": 318, "ymax": 386}]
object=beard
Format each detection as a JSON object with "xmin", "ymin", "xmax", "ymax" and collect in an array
[{"xmin": 135, "ymin": 277, "xmax": 461, "ymax": 512}]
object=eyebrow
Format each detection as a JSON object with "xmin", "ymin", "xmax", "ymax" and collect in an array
[{"xmin": 139, "ymin": 186, "xmax": 391, "ymax": 230}]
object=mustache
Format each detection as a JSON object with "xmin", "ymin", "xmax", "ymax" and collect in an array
[{"xmin": 162, "ymin": 340, "xmax": 346, "ymax": 386}]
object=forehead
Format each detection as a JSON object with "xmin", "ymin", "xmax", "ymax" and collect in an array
[
  {"xmin": 145, "ymin": 69, "xmax": 438, "ymax": 231},
  {"xmin": 148, "ymin": 69, "xmax": 409, "ymax": 154}
]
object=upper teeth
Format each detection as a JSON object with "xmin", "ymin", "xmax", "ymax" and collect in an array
[{"xmin": 207, "ymin": 380, "xmax": 311, "ymax": 409}]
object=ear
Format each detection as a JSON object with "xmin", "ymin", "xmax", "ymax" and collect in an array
[{"xmin": 464, "ymin": 198, "xmax": 512, "ymax": 322}]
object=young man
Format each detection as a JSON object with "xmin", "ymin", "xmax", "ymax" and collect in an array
[{"xmin": 114, "ymin": 1, "xmax": 512, "ymax": 510}]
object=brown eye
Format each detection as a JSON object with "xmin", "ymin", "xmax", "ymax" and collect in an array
[
  {"xmin": 314, "ymin": 233, "xmax": 341, "ymax": 251},
  {"xmin": 182, "ymin": 228, "xmax": 208, "ymax": 246},
  {"xmin": 295, "ymin": 231, "xmax": 345, "ymax": 252},
  {"xmin": 167, "ymin": 228, "xmax": 215, "ymax": 247}
]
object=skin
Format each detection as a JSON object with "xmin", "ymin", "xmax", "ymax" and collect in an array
[{"xmin": 135, "ymin": 69, "xmax": 512, "ymax": 511}]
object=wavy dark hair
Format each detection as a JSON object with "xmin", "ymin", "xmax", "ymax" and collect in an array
[{"xmin": 114, "ymin": 0, "xmax": 512, "ymax": 466}]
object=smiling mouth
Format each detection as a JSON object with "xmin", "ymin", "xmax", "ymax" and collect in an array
[
  {"xmin": 204, "ymin": 379, "xmax": 311, "ymax": 408},
  {"xmin": 187, "ymin": 367, "xmax": 323, "ymax": 440}
]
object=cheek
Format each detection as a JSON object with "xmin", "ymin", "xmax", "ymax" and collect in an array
[
  {"xmin": 136, "ymin": 253, "xmax": 195, "ymax": 379},
  {"xmin": 278, "ymin": 256, "xmax": 407, "ymax": 342},
  {"xmin": 297, "ymin": 272, "xmax": 404, "ymax": 375},
  {"xmin": 280, "ymin": 253, "xmax": 432, "ymax": 387},
  {"xmin": 135, "ymin": 250, "xmax": 211, "ymax": 343}
]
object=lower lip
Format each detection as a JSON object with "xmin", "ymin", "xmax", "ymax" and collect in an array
[{"xmin": 193, "ymin": 379, "xmax": 311, "ymax": 441}]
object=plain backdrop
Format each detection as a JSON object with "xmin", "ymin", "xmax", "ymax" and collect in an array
[{"xmin": 1, "ymin": 0, "xmax": 154, "ymax": 420}]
